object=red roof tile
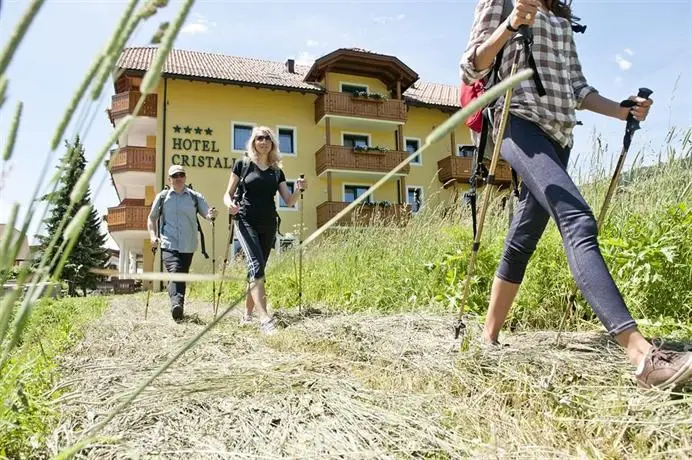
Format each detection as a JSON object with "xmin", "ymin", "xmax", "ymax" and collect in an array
[{"xmin": 116, "ymin": 47, "xmax": 459, "ymax": 108}]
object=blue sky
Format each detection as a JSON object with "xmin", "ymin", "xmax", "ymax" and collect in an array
[{"xmin": 1, "ymin": 0, "xmax": 690, "ymax": 246}]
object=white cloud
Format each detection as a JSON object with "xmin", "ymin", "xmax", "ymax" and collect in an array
[
  {"xmin": 181, "ymin": 23, "xmax": 208, "ymax": 35},
  {"xmin": 624, "ymin": 48, "xmax": 634, "ymax": 56},
  {"xmin": 306, "ymin": 39, "xmax": 320, "ymax": 47},
  {"xmin": 373, "ymin": 14, "xmax": 406, "ymax": 25},
  {"xmin": 615, "ymin": 54, "xmax": 632, "ymax": 71},
  {"xmin": 181, "ymin": 13, "xmax": 215, "ymax": 36},
  {"xmin": 295, "ymin": 51, "xmax": 315, "ymax": 66}
]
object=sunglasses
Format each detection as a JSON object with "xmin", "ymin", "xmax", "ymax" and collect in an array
[
  {"xmin": 255, "ymin": 135, "xmax": 271, "ymax": 142},
  {"xmin": 171, "ymin": 172, "xmax": 186, "ymax": 178}
]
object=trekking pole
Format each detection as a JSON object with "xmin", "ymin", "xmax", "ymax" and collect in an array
[
  {"xmin": 298, "ymin": 173, "xmax": 305, "ymax": 315},
  {"xmin": 144, "ymin": 245, "xmax": 157, "ymax": 319},
  {"xmin": 454, "ymin": 26, "xmax": 531, "ymax": 349},
  {"xmin": 211, "ymin": 211, "xmax": 216, "ymax": 316},
  {"xmin": 596, "ymin": 87, "xmax": 653, "ymax": 230},
  {"xmin": 214, "ymin": 213, "xmax": 235, "ymax": 317},
  {"xmin": 554, "ymin": 87, "xmax": 653, "ymax": 346}
]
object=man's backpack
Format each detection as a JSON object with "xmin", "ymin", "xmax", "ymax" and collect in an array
[
  {"xmin": 156, "ymin": 185, "xmax": 209, "ymax": 259},
  {"xmin": 233, "ymin": 157, "xmax": 284, "ymax": 235}
]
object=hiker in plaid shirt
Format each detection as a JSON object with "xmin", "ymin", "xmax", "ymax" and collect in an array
[{"xmin": 460, "ymin": 0, "xmax": 692, "ymax": 390}]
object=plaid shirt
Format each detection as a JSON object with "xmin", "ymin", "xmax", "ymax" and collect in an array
[{"xmin": 460, "ymin": 0, "xmax": 597, "ymax": 148}]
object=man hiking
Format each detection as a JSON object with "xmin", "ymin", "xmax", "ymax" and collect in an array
[{"xmin": 148, "ymin": 165, "xmax": 217, "ymax": 322}]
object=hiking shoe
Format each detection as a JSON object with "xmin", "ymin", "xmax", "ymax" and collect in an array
[
  {"xmin": 635, "ymin": 345, "xmax": 692, "ymax": 389},
  {"xmin": 239, "ymin": 312, "xmax": 255, "ymax": 326},
  {"xmin": 171, "ymin": 305, "xmax": 184, "ymax": 322},
  {"xmin": 259, "ymin": 317, "xmax": 277, "ymax": 336}
]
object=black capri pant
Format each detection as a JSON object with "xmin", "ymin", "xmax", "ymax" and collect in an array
[{"xmin": 235, "ymin": 218, "xmax": 276, "ymax": 282}]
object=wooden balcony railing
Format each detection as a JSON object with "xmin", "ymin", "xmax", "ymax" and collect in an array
[
  {"xmin": 315, "ymin": 92, "xmax": 406, "ymax": 123},
  {"xmin": 315, "ymin": 145, "xmax": 410, "ymax": 176},
  {"xmin": 316, "ymin": 201, "xmax": 411, "ymax": 228},
  {"xmin": 110, "ymin": 91, "xmax": 157, "ymax": 119},
  {"xmin": 437, "ymin": 155, "xmax": 513, "ymax": 186},
  {"xmin": 106, "ymin": 205, "xmax": 149, "ymax": 232},
  {"xmin": 109, "ymin": 147, "xmax": 156, "ymax": 173}
]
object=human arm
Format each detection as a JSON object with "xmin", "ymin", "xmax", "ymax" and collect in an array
[
  {"xmin": 223, "ymin": 165, "xmax": 242, "ymax": 215},
  {"xmin": 582, "ymin": 93, "xmax": 653, "ymax": 122},
  {"xmin": 147, "ymin": 193, "xmax": 163, "ymax": 247},
  {"xmin": 278, "ymin": 175, "xmax": 307, "ymax": 207},
  {"xmin": 192, "ymin": 191, "xmax": 217, "ymax": 221},
  {"xmin": 567, "ymin": 32, "xmax": 653, "ymax": 121},
  {"xmin": 460, "ymin": 0, "xmax": 540, "ymax": 84}
]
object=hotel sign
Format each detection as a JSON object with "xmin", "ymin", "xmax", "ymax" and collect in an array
[{"xmin": 170, "ymin": 124, "xmax": 236, "ymax": 169}]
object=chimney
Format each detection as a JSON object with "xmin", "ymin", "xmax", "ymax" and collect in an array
[{"xmin": 285, "ymin": 58, "xmax": 295, "ymax": 74}]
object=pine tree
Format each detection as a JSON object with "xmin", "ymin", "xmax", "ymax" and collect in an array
[{"xmin": 37, "ymin": 136, "xmax": 109, "ymax": 296}]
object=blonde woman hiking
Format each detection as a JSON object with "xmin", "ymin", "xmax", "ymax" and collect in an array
[{"xmin": 223, "ymin": 126, "xmax": 307, "ymax": 335}]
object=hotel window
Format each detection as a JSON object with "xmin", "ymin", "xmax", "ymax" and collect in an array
[
  {"xmin": 278, "ymin": 180, "xmax": 296, "ymax": 209},
  {"xmin": 457, "ymin": 144, "xmax": 475, "ymax": 158},
  {"xmin": 407, "ymin": 186, "xmax": 423, "ymax": 213},
  {"xmin": 343, "ymin": 134, "xmax": 369, "ymax": 149},
  {"xmin": 344, "ymin": 185, "xmax": 372, "ymax": 203},
  {"xmin": 278, "ymin": 127, "xmax": 296, "ymax": 155},
  {"xmin": 405, "ymin": 138, "xmax": 421, "ymax": 165},
  {"xmin": 341, "ymin": 83, "xmax": 368, "ymax": 96},
  {"xmin": 233, "ymin": 123, "xmax": 253, "ymax": 151}
]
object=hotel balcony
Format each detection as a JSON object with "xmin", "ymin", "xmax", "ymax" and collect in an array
[
  {"xmin": 108, "ymin": 147, "xmax": 156, "ymax": 200},
  {"xmin": 315, "ymin": 91, "xmax": 406, "ymax": 130},
  {"xmin": 106, "ymin": 202, "xmax": 149, "ymax": 234},
  {"xmin": 315, "ymin": 145, "xmax": 410, "ymax": 177},
  {"xmin": 316, "ymin": 200, "xmax": 411, "ymax": 228},
  {"xmin": 109, "ymin": 146, "xmax": 156, "ymax": 173},
  {"xmin": 108, "ymin": 91, "xmax": 157, "ymax": 125},
  {"xmin": 437, "ymin": 156, "xmax": 513, "ymax": 187}
]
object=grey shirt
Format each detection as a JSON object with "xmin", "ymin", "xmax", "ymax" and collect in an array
[{"xmin": 148, "ymin": 187, "xmax": 210, "ymax": 253}]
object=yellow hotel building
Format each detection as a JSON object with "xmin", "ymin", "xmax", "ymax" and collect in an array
[{"xmin": 105, "ymin": 47, "xmax": 513, "ymax": 282}]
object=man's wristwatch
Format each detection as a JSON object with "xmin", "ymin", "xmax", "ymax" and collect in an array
[{"xmin": 506, "ymin": 21, "xmax": 519, "ymax": 32}]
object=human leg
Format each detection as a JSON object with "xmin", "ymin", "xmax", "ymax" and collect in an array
[
  {"xmin": 161, "ymin": 250, "xmax": 193, "ymax": 321},
  {"xmin": 499, "ymin": 116, "xmax": 692, "ymax": 387},
  {"xmin": 234, "ymin": 220, "xmax": 276, "ymax": 333}
]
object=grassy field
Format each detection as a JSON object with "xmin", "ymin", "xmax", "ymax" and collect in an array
[
  {"xmin": 2, "ymin": 132, "xmax": 691, "ymax": 458},
  {"xmin": 0, "ymin": 296, "xmax": 108, "ymax": 459},
  {"xmin": 43, "ymin": 295, "xmax": 692, "ymax": 458},
  {"xmin": 198, "ymin": 130, "xmax": 692, "ymax": 339}
]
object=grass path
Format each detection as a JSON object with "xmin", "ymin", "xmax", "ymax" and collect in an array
[{"xmin": 48, "ymin": 294, "xmax": 692, "ymax": 459}]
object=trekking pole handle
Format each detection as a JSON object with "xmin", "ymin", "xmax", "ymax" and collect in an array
[
  {"xmin": 621, "ymin": 87, "xmax": 653, "ymax": 132},
  {"xmin": 516, "ymin": 25, "xmax": 533, "ymax": 44}
]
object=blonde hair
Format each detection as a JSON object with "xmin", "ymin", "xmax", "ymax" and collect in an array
[{"xmin": 244, "ymin": 126, "xmax": 282, "ymax": 169}]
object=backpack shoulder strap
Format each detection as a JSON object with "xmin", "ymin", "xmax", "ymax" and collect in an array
[
  {"xmin": 157, "ymin": 187, "xmax": 170, "ymax": 218},
  {"xmin": 234, "ymin": 158, "xmax": 253, "ymax": 200},
  {"xmin": 240, "ymin": 158, "xmax": 252, "ymax": 182},
  {"xmin": 502, "ymin": 0, "xmax": 513, "ymax": 21},
  {"xmin": 486, "ymin": 0, "xmax": 514, "ymax": 89},
  {"xmin": 184, "ymin": 185, "xmax": 210, "ymax": 259}
]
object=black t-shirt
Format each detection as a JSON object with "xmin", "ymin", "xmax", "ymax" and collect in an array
[{"xmin": 232, "ymin": 160, "xmax": 286, "ymax": 225}]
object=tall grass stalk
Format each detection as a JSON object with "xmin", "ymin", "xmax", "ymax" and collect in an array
[{"xmin": 0, "ymin": 1, "xmax": 195, "ymax": 456}]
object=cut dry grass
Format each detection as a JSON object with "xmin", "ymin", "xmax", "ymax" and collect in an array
[{"xmin": 48, "ymin": 295, "xmax": 691, "ymax": 459}]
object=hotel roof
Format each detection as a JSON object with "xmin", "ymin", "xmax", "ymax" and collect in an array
[{"xmin": 115, "ymin": 47, "xmax": 460, "ymax": 111}]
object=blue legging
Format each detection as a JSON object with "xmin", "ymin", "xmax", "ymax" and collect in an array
[{"xmin": 496, "ymin": 115, "xmax": 637, "ymax": 336}]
